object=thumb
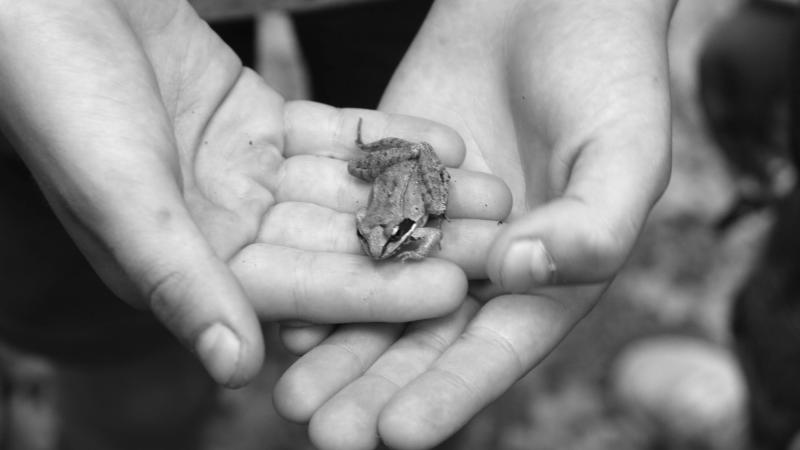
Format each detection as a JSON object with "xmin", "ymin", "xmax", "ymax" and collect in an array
[
  {"xmin": 50, "ymin": 162, "xmax": 266, "ymax": 388},
  {"xmin": 487, "ymin": 135, "xmax": 670, "ymax": 292},
  {"xmin": 124, "ymin": 205, "xmax": 266, "ymax": 389},
  {"xmin": 0, "ymin": 2, "xmax": 264, "ymax": 387}
]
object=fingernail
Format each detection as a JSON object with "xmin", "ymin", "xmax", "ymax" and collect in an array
[
  {"xmin": 501, "ymin": 239, "xmax": 557, "ymax": 293},
  {"xmin": 196, "ymin": 323, "xmax": 241, "ymax": 386}
]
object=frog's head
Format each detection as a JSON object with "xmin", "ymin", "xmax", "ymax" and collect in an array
[{"xmin": 357, "ymin": 217, "xmax": 419, "ymax": 260}]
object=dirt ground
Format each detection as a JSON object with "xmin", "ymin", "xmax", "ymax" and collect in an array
[{"xmin": 2, "ymin": 1, "xmax": 776, "ymax": 449}]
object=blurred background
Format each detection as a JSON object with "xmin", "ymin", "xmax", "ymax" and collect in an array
[{"xmin": 2, "ymin": 0, "xmax": 799, "ymax": 449}]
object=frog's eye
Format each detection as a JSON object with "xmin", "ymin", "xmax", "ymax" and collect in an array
[{"xmin": 387, "ymin": 218, "xmax": 417, "ymax": 243}]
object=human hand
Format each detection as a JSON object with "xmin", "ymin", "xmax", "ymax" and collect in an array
[
  {"xmin": 0, "ymin": 0, "xmax": 497, "ymax": 388},
  {"xmin": 272, "ymin": 0, "xmax": 675, "ymax": 448}
]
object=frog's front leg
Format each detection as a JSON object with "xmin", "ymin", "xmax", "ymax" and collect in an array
[{"xmin": 396, "ymin": 227, "xmax": 442, "ymax": 261}]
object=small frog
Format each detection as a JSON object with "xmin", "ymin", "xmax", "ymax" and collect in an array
[{"xmin": 348, "ymin": 119, "xmax": 450, "ymax": 261}]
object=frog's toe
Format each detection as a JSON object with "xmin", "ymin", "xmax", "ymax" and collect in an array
[{"xmin": 397, "ymin": 251, "xmax": 427, "ymax": 262}]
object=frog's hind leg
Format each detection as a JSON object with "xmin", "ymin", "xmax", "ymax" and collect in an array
[
  {"xmin": 349, "ymin": 118, "xmax": 422, "ymax": 181},
  {"xmin": 396, "ymin": 227, "xmax": 442, "ymax": 261},
  {"xmin": 418, "ymin": 143, "xmax": 451, "ymax": 216},
  {"xmin": 355, "ymin": 118, "xmax": 417, "ymax": 152},
  {"xmin": 348, "ymin": 148, "xmax": 420, "ymax": 181}
]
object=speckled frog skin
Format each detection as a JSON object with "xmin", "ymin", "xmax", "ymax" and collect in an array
[{"xmin": 347, "ymin": 120, "xmax": 450, "ymax": 261}]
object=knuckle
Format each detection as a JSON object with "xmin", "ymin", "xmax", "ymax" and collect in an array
[
  {"xmin": 429, "ymin": 366, "xmax": 480, "ymax": 402},
  {"xmin": 145, "ymin": 269, "xmax": 190, "ymax": 326},
  {"xmin": 581, "ymin": 218, "xmax": 634, "ymax": 279},
  {"xmin": 463, "ymin": 326, "xmax": 525, "ymax": 376}
]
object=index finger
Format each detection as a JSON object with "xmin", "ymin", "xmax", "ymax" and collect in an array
[
  {"xmin": 230, "ymin": 243, "xmax": 468, "ymax": 323},
  {"xmin": 282, "ymin": 100, "xmax": 466, "ymax": 167}
]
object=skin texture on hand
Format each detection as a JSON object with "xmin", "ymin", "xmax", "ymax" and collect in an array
[
  {"xmin": 273, "ymin": 0, "xmax": 676, "ymax": 448},
  {"xmin": 0, "ymin": 0, "xmax": 511, "ymax": 388}
]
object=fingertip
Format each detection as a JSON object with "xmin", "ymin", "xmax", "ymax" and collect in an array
[
  {"xmin": 485, "ymin": 224, "xmax": 516, "ymax": 289},
  {"xmin": 195, "ymin": 323, "xmax": 241, "ymax": 386},
  {"xmin": 145, "ymin": 263, "xmax": 265, "ymax": 389},
  {"xmin": 275, "ymin": 323, "xmax": 402, "ymax": 423},
  {"xmin": 377, "ymin": 365, "xmax": 483, "ymax": 450},
  {"xmin": 279, "ymin": 323, "xmax": 333, "ymax": 355},
  {"xmin": 414, "ymin": 119, "xmax": 465, "ymax": 168},
  {"xmin": 273, "ymin": 364, "xmax": 321, "ymax": 423},
  {"xmin": 487, "ymin": 199, "xmax": 634, "ymax": 288},
  {"xmin": 447, "ymin": 169, "xmax": 512, "ymax": 220},
  {"xmin": 308, "ymin": 392, "xmax": 381, "ymax": 450},
  {"xmin": 426, "ymin": 259, "xmax": 469, "ymax": 316},
  {"xmin": 273, "ymin": 344, "xmax": 359, "ymax": 422},
  {"xmin": 204, "ymin": 324, "xmax": 264, "ymax": 388},
  {"xmin": 490, "ymin": 238, "xmax": 557, "ymax": 293},
  {"xmin": 378, "ymin": 391, "xmax": 453, "ymax": 450},
  {"xmin": 310, "ymin": 416, "xmax": 373, "ymax": 450}
]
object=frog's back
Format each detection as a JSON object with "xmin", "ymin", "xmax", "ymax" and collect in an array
[{"xmin": 365, "ymin": 161, "xmax": 426, "ymax": 224}]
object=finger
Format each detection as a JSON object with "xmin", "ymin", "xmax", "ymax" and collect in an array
[
  {"xmin": 43, "ymin": 163, "xmax": 265, "ymax": 389},
  {"xmin": 489, "ymin": 15, "xmax": 672, "ymax": 292},
  {"xmin": 283, "ymin": 100, "xmax": 465, "ymax": 166},
  {"xmin": 108, "ymin": 184, "xmax": 265, "ymax": 388},
  {"xmin": 307, "ymin": 300, "xmax": 478, "ymax": 450},
  {"xmin": 0, "ymin": 5, "xmax": 266, "ymax": 388},
  {"xmin": 257, "ymin": 202, "xmax": 360, "ymax": 253},
  {"xmin": 276, "ymin": 155, "xmax": 511, "ymax": 219},
  {"xmin": 279, "ymin": 322, "xmax": 334, "ymax": 355},
  {"xmin": 258, "ymin": 202, "xmax": 502, "ymax": 278},
  {"xmin": 273, "ymin": 323, "xmax": 404, "ymax": 422},
  {"xmin": 378, "ymin": 289, "xmax": 599, "ymax": 449},
  {"xmin": 487, "ymin": 133, "xmax": 670, "ymax": 291},
  {"xmin": 439, "ymin": 219, "xmax": 504, "ymax": 279},
  {"xmin": 230, "ymin": 244, "xmax": 467, "ymax": 322}
]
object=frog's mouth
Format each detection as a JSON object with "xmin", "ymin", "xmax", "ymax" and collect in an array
[{"xmin": 381, "ymin": 218, "xmax": 418, "ymax": 257}]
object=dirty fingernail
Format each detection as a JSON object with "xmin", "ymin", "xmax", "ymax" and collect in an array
[
  {"xmin": 196, "ymin": 323, "xmax": 241, "ymax": 387},
  {"xmin": 501, "ymin": 239, "xmax": 557, "ymax": 293}
]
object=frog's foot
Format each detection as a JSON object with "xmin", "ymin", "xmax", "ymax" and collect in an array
[
  {"xmin": 424, "ymin": 215, "xmax": 446, "ymax": 230},
  {"xmin": 347, "ymin": 146, "xmax": 420, "ymax": 181},
  {"xmin": 355, "ymin": 118, "xmax": 418, "ymax": 152},
  {"xmin": 417, "ymin": 144, "xmax": 450, "ymax": 215},
  {"xmin": 396, "ymin": 227, "xmax": 442, "ymax": 261}
]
